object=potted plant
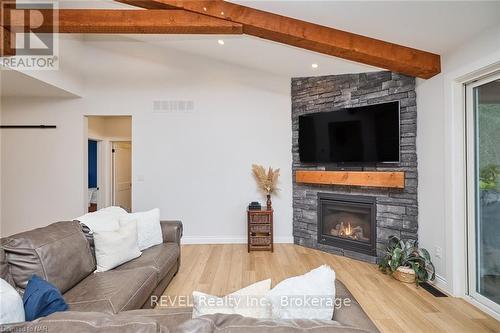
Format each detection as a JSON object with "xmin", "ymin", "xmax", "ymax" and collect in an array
[
  {"xmin": 378, "ymin": 235, "xmax": 435, "ymax": 286},
  {"xmin": 251, "ymin": 164, "xmax": 280, "ymax": 209}
]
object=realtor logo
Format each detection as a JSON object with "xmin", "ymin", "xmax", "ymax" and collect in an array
[{"xmin": 1, "ymin": 1, "xmax": 59, "ymax": 70}]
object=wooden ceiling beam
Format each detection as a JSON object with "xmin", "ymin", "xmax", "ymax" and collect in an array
[
  {"xmin": 114, "ymin": 0, "xmax": 177, "ymax": 10},
  {"xmin": 4, "ymin": 9, "xmax": 243, "ymax": 34},
  {"xmin": 1, "ymin": 26, "xmax": 15, "ymax": 56},
  {"xmin": 3, "ymin": 1, "xmax": 442, "ymax": 78},
  {"xmin": 1, "ymin": 0, "xmax": 15, "ymax": 56},
  {"xmin": 150, "ymin": 0, "xmax": 441, "ymax": 78}
]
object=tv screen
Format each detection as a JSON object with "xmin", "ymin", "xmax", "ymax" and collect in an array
[{"xmin": 298, "ymin": 101, "xmax": 400, "ymax": 163}]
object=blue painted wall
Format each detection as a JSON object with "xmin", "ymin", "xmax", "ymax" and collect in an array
[{"xmin": 88, "ymin": 140, "xmax": 97, "ymax": 188}]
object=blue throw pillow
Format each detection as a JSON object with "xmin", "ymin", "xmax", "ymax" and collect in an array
[{"xmin": 23, "ymin": 275, "xmax": 68, "ymax": 321}]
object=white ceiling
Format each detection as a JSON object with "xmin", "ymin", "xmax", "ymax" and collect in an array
[
  {"xmin": 62, "ymin": 0, "xmax": 500, "ymax": 55},
  {"xmin": 232, "ymin": 0, "xmax": 500, "ymax": 55},
  {"xmin": 3, "ymin": 1, "xmax": 500, "ymax": 96},
  {"xmin": 104, "ymin": 34, "xmax": 380, "ymax": 77},
  {"xmin": 79, "ymin": 1, "xmax": 500, "ymax": 77},
  {"xmin": 0, "ymin": 69, "xmax": 78, "ymax": 97}
]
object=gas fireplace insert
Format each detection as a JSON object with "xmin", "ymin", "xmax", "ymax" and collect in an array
[{"xmin": 317, "ymin": 193, "xmax": 377, "ymax": 256}]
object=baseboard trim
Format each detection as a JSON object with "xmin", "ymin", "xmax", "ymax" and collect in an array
[
  {"xmin": 181, "ymin": 236, "xmax": 294, "ymax": 245},
  {"xmin": 463, "ymin": 295, "xmax": 500, "ymax": 321},
  {"xmin": 429, "ymin": 274, "xmax": 450, "ymax": 295}
]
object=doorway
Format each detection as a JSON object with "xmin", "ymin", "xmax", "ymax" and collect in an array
[
  {"xmin": 112, "ymin": 141, "xmax": 132, "ymax": 212},
  {"xmin": 88, "ymin": 139, "xmax": 99, "ymax": 212},
  {"xmin": 466, "ymin": 72, "xmax": 500, "ymax": 313},
  {"xmin": 86, "ymin": 116, "xmax": 132, "ymax": 213}
]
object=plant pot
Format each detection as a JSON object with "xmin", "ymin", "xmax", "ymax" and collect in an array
[{"xmin": 393, "ymin": 266, "xmax": 416, "ymax": 283}]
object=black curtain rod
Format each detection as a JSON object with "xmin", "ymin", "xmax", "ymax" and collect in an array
[{"xmin": 0, "ymin": 125, "xmax": 57, "ymax": 129}]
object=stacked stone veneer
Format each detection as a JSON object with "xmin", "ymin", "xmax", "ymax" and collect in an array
[{"xmin": 291, "ymin": 71, "xmax": 418, "ymax": 261}]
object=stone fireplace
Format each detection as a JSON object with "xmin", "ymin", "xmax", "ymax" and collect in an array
[
  {"xmin": 318, "ymin": 193, "xmax": 377, "ymax": 257},
  {"xmin": 291, "ymin": 71, "xmax": 418, "ymax": 262}
]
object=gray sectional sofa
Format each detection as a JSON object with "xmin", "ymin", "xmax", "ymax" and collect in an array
[
  {"xmin": 1, "ymin": 220, "xmax": 379, "ymax": 332},
  {"xmin": 1, "ymin": 220, "xmax": 182, "ymax": 312}
]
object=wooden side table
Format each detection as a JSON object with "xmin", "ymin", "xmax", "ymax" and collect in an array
[{"xmin": 247, "ymin": 208, "xmax": 273, "ymax": 252}]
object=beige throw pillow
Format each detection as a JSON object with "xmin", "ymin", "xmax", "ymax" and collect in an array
[
  {"xmin": 265, "ymin": 265, "xmax": 336, "ymax": 320},
  {"xmin": 119, "ymin": 208, "xmax": 162, "ymax": 251},
  {"xmin": 192, "ymin": 279, "xmax": 272, "ymax": 319},
  {"xmin": 93, "ymin": 220, "xmax": 142, "ymax": 272}
]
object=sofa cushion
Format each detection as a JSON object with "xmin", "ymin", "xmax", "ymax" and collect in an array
[
  {"xmin": 64, "ymin": 267, "xmax": 157, "ymax": 314},
  {"xmin": 1, "ymin": 311, "xmax": 163, "ymax": 333},
  {"xmin": 124, "ymin": 308, "xmax": 193, "ymax": 328},
  {"xmin": 333, "ymin": 280, "xmax": 379, "ymax": 333},
  {"xmin": 2, "ymin": 221, "xmax": 96, "ymax": 293},
  {"xmin": 0, "ymin": 309, "xmax": 376, "ymax": 333},
  {"xmin": 175, "ymin": 313, "xmax": 374, "ymax": 333},
  {"xmin": 0, "ymin": 244, "xmax": 15, "ymax": 287},
  {"xmin": 115, "ymin": 243, "xmax": 179, "ymax": 283}
]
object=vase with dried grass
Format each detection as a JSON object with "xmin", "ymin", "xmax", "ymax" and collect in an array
[{"xmin": 251, "ymin": 164, "xmax": 280, "ymax": 210}]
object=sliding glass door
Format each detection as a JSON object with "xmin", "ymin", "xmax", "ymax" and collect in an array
[{"xmin": 466, "ymin": 73, "xmax": 500, "ymax": 313}]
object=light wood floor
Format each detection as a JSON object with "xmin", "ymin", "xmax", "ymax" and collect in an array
[{"xmin": 162, "ymin": 244, "xmax": 500, "ymax": 332}]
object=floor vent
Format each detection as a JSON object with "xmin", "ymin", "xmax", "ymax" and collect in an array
[{"xmin": 420, "ymin": 282, "xmax": 447, "ymax": 297}]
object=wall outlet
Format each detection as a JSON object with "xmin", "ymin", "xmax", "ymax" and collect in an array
[{"xmin": 435, "ymin": 246, "xmax": 442, "ymax": 259}]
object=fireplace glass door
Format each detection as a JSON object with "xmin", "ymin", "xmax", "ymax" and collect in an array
[
  {"xmin": 322, "ymin": 205, "xmax": 371, "ymax": 243},
  {"xmin": 318, "ymin": 193, "xmax": 376, "ymax": 256}
]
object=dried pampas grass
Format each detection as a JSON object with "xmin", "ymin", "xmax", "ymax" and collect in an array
[{"xmin": 252, "ymin": 164, "xmax": 280, "ymax": 195}]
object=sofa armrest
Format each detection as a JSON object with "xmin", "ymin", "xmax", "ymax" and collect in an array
[{"xmin": 160, "ymin": 220, "xmax": 183, "ymax": 245}]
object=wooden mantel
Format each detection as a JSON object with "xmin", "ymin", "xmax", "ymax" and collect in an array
[{"xmin": 295, "ymin": 170, "xmax": 405, "ymax": 189}]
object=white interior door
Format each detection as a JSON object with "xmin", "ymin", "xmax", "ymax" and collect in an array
[{"xmin": 112, "ymin": 141, "xmax": 132, "ymax": 212}]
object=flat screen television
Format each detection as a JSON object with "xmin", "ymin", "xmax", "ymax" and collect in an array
[{"xmin": 298, "ymin": 101, "xmax": 400, "ymax": 164}]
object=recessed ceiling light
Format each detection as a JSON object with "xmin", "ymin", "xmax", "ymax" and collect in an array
[
  {"xmin": 311, "ymin": 63, "xmax": 319, "ymax": 69},
  {"xmin": 218, "ymin": 39, "xmax": 225, "ymax": 45}
]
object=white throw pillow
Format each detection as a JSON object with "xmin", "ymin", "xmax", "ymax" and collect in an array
[
  {"xmin": 0, "ymin": 278, "xmax": 25, "ymax": 324},
  {"xmin": 192, "ymin": 279, "xmax": 272, "ymax": 319},
  {"xmin": 76, "ymin": 206, "xmax": 128, "ymax": 232},
  {"xmin": 99, "ymin": 206, "xmax": 128, "ymax": 217},
  {"xmin": 93, "ymin": 221, "xmax": 142, "ymax": 272},
  {"xmin": 265, "ymin": 265, "xmax": 336, "ymax": 320},
  {"xmin": 76, "ymin": 212, "xmax": 118, "ymax": 232},
  {"xmin": 119, "ymin": 208, "xmax": 162, "ymax": 251}
]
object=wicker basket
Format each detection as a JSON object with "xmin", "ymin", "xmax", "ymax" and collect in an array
[
  {"xmin": 250, "ymin": 224, "xmax": 271, "ymax": 233},
  {"xmin": 393, "ymin": 266, "xmax": 416, "ymax": 283},
  {"xmin": 251, "ymin": 214, "xmax": 270, "ymax": 223},
  {"xmin": 250, "ymin": 236, "xmax": 271, "ymax": 246}
]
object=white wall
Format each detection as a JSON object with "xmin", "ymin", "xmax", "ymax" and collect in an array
[
  {"xmin": 2, "ymin": 35, "xmax": 86, "ymax": 96},
  {"xmin": 416, "ymin": 73, "xmax": 447, "ymax": 283},
  {"xmin": 0, "ymin": 37, "xmax": 293, "ymax": 242},
  {"xmin": 417, "ymin": 23, "xmax": 500, "ymax": 296},
  {"xmin": 4, "ymin": 22, "xmax": 497, "ymax": 295},
  {"xmin": 88, "ymin": 116, "xmax": 132, "ymax": 139},
  {"xmin": 1, "ymin": 97, "xmax": 86, "ymax": 236}
]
